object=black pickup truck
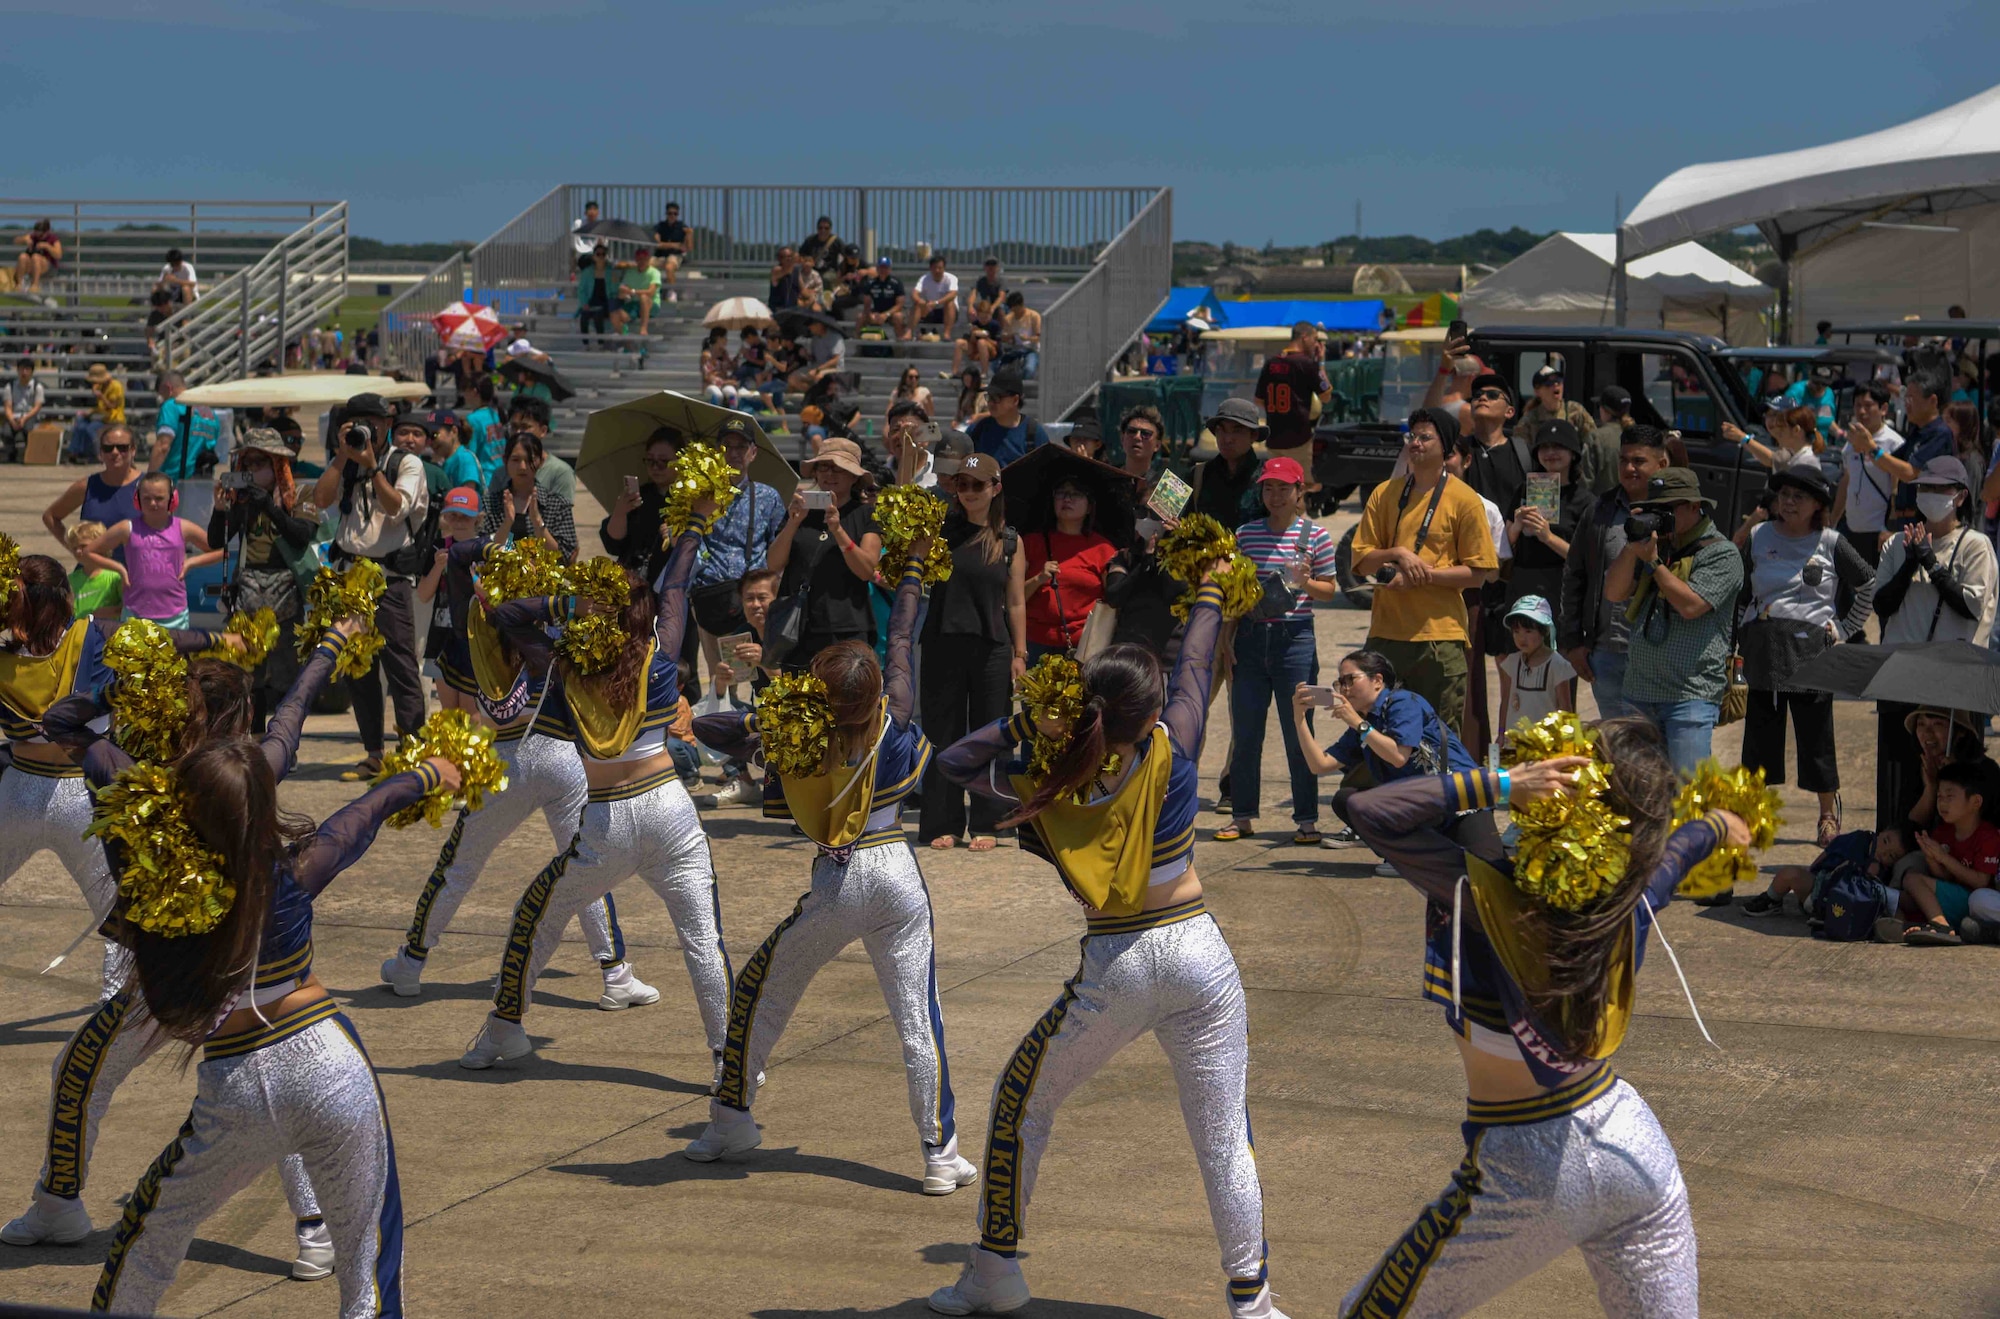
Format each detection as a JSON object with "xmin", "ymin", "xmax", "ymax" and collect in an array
[{"xmin": 1316, "ymin": 325, "xmax": 1843, "ymax": 603}]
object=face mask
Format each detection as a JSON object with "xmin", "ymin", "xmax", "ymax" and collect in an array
[
  {"xmin": 1917, "ymin": 492, "xmax": 1959, "ymax": 522},
  {"xmin": 251, "ymin": 465, "xmax": 276, "ymax": 490}
]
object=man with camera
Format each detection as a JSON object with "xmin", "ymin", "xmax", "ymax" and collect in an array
[
  {"xmin": 311, "ymin": 392, "xmax": 430, "ymax": 780},
  {"xmin": 1559, "ymin": 424, "xmax": 1675, "ymax": 719},
  {"xmin": 1601, "ymin": 465, "xmax": 1744, "ymax": 777}
]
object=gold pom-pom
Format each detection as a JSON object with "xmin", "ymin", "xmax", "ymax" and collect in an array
[
  {"xmin": 103, "ymin": 618, "xmax": 190, "ymax": 763},
  {"xmin": 197, "ymin": 608, "xmax": 280, "ymax": 671},
  {"xmin": 1502, "ymin": 712, "xmax": 1631, "ymax": 912},
  {"xmin": 873, "ymin": 484, "xmax": 953, "ymax": 586},
  {"xmin": 660, "ymin": 441, "xmax": 740, "ymax": 540},
  {"xmin": 1671, "ymin": 761, "xmax": 1783, "ymax": 899},
  {"xmin": 755, "ymin": 671, "xmax": 833, "ymax": 779},
  {"xmin": 555, "ymin": 557, "xmax": 631, "ymax": 676},
  {"xmin": 0, "ymin": 531, "xmax": 20, "ymax": 612},
  {"xmin": 1016, "ymin": 652, "xmax": 1085, "ymax": 780},
  {"xmin": 479, "ymin": 536, "xmax": 568, "ymax": 606},
  {"xmin": 85, "ymin": 763, "xmax": 233, "ymax": 937},
  {"xmin": 373, "ymin": 708, "xmax": 510, "ymax": 829},
  {"xmin": 1158, "ymin": 515, "xmax": 1260, "ymax": 621},
  {"xmin": 297, "ymin": 560, "xmax": 386, "ymax": 679}
]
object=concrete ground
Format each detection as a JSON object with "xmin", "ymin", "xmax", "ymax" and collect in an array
[{"xmin": 1, "ymin": 465, "xmax": 1997, "ymax": 1318}]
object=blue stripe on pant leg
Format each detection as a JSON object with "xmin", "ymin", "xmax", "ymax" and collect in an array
[
  {"xmin": 716, "ymin": 892, "xmax": 810, "ymax": 1111},
  {"xmin": 327, "ymin": 1012, "xmax": 403, "ymax": 1319},
  {"xmin": 598, "ymin": 892, "xmax": 626, "ymax": 967},
  {"xmin": 91, "ymin": 1111, "xmax": 196, "ymax": 1312},
  {"xmin": 1340, "ymin": 1133, "xmax": 1486, "ymax": 1318},
  {"xmin": 44, "ymin": 986, "xmax": 133, "ymax": 1199},
  {"xmin": 492, "ymin": 833, "xmax": 580, "ymax": 1024},
  {"xmin": 919, "ymin": 875, "xmax": 956, "ymax": 1150}
]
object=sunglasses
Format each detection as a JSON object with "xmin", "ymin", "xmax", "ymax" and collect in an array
[
  {"xmin": 953, "ymin": 477, "xmax": 993, "ymax": 492},
  {"xmin": 1335, "ymin": 674, "xmax": 1364, "ymax": 688},
  {"xmin": 1122, "ymin": 425, "xmax": 1158, "ymax": 439},
  {"xmin": 643, "ymin": 455, "xmax": 676, "ymax": 467},
  {"xmin": 1471, "ymin": 388, "xmax": 1508, "ymax": 402},
  {"xmin": 99, "ymin": 443, "xmax": 132, "ymax": 453}
]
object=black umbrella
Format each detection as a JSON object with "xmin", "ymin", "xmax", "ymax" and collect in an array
[
  {"xmin": 1788, "ymin": 640, "xmax": 2000, "ymax": 714},
  {"xmin": 772, "ymin": 307, "xmax": 845, "ymax": 337},
  {"xmin": 1000, "ymin": 443, "xmax": 1139, "ymax": 549},
  {"xmin": 500, "ymin": 354, "xmax": 576, "ymax": 403},
  {"xmin": 575, "ymin": 218, "xmax": 655, "ymax": 246}
]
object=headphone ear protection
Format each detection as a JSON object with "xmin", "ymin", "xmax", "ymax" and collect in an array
[{"xmin": 168, "ymin": 486, "xmax": 179, "ymax": 514}]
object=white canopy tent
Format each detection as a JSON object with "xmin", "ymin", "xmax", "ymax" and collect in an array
[
  {"xmin": 1461, "ymin": 232, "xmax": 1769, "ymax": 341},
  {"xmin": 1622, "ymin": 84, "xmax": 2000, "ymax": 338}
]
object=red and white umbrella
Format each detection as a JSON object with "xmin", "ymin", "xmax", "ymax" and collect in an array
[{"xmin": 430, "ymin": 301, "xmax": 508, "ymax": 353}]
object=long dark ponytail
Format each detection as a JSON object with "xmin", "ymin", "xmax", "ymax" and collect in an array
[
  {"xmin": 1518, "ymin": 715, "xmax": 1677, "ymax": 1056},
  {"xmin": 1001, "ymin": 644, "xmax": 1162, "ymax": 828}
]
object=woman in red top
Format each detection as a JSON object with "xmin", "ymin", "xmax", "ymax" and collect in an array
[{"xmin": 1008, "ymin": 476, "xmax": 1117, "ymax": 675}]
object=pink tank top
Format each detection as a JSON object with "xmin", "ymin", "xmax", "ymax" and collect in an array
[{"xmin": 124, "ymin": 516, "xmax": 188, "ymax": 620}]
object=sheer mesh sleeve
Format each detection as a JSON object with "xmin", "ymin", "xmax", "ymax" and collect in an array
[
  {"xmin": 938, "ymin": 711, "xmax": 1033, "ymax": 803},
  {"xmin": 1644, "ymin": 815, "xmax": 1727, "ymax": 914},
  {"xmin": 1162, "ymin": 587, "xmax": 1223, "ymax": 756},
  {"xmin": 693, "ymin": 711, "xmax": 759, "ymax": 763},
  {"xmin": 292, "ymin": 764, "xmax": 441, "ymax": 898},
  {"xmin": 261, "ymin": 632, "xmax": 348, "ymax": 782},
  {"xmin": 165, "ymin": 626, "xmax": 220, "ymax": 656},
  {"xmin": 652, "ymin": 530, "xmax": 701, "ymax": 660},
  {"xmin": 1348, "ymin": 771, "xmax": 1508, "ymax": 906},
  {"xmin": 884, "ymin": 560, "xmax": 923, "ymax": 726},
  {"xmin": 41, "ymin": 691, "xmax": 130, "ymax": 789},
  {"xmin": 491, "ymin": 596, "xmax": 561, "ymax": 679}
]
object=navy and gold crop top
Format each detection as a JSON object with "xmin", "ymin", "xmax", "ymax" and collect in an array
[{"xmin": 437, "ymin": 536, "xmax": 546, "ymax": 735}]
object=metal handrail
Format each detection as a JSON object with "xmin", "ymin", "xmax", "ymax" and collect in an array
[
  {"xmin": 1038, "ymin": 189, "xmax": 1174, "ymax": 421},
  {"xmin": 378, "ymin": 251, "xmax": 469, "ymax": 374},
  {"xmin": 0, "ymin": 199, "xmax": 339, "ymax": 303},
  {"xmin": 156, "ymin": 203, "xmax": 349, "ymax": 384},
  {"xmin": 464, "ymin": 184, "xmax": 1164, "ymax": 293}
]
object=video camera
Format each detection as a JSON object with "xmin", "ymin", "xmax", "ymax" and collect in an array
[{"xmin": 1623, "ymin": 508, "xmax": 1670, "ymax": 542}]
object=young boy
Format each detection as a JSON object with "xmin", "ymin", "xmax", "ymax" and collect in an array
[
  {"xmin": 1890, "ymin": 763, "xmax": 2000, "ymax": 946},
  {"xmin": 1495, "ymin": 595, "xmax": 1575, "ymax": 732},
  {"xmin": 693, "ymin": 568, "xmax": 779, "ymax": 810},
  {"xmin": 1743, "ymin": 824, "xmax": 1909, "ymax": 920},
  {"xmin": 63, "ymin": 520, "xmax": 123, "ymax": 621}
]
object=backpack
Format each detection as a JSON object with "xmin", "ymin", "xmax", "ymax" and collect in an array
[
  {"xmin": 381, "ymin": 448, "xmax": 441, "ymax": 578},
  {"xmin": 1813, "ymin": 862, "xmax": 1886, "ymax": 941}
]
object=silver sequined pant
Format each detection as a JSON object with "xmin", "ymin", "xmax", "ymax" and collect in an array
[
  {"xmin": 401, "ymin": 733, "xmax": 624, "ymax": 966},
  {"xmin": 0, "ymin": 767, "xmax": 125, "ymax": 991},
  {"xmin": 1339, "ymin": 1075, "xmax": 1697, "ymax": 1318},
  {"xmin": 712, "ymin": 841, "xmax": 957, "ymax": 1154},
  {"xmin": 974, "ymin": 909, "xmax": 1268, "ymax": 1294},
  {"xmin": 92, "ymin": 1010, "xmax": 401, "ymax": 1318},
  {"xmin": 489, "ymin": 776, "xmax": 731, "ymax": 1050},
  {"xmin": 29, "ymin": 985, "xmax": 320, "ymax": 1224}
]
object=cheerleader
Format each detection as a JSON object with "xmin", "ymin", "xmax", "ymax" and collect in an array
[
  {"xmin": 459, "ymin": 525, "xmax": 731, "ymax": 1073},
  {"xmin": 0, "ymin": 555, "xmax": 227, "ymax": 991},
  {"xmin": 48, "ymin": 660, "xmax": 457, "ymax": 1316},
  {"xmin": 1337, "ymin": 721, "xmax": 1748, "ymax": 1317},
  {"xmin": 3, "ymin": 623, "xmax": 364, "ymax": 1274},
  {"xmin": 928, "ymin": 576, "xmax": 1284, "ymax": 1319},
  {"xmin": 380, "ymin": 536, "xmax": 655, "ymax": 1009},
  {"xmin": 679, "ymin": 543, "xmax": 976, "ymax": 1193}
]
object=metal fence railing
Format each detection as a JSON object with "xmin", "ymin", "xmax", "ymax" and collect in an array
[
  {"xmin": 378, "ymin": 251, "xmax": 468, "ymax": 375},
  {"xmin": 464, "ymin": 184, "xmax": 1165, "ymax": 294},
  {"xmin": 155, "ymin": 203, "xmax": 349, "ymax": 384},
  {"xmin": 0, "ymin": 198, "xmax": 341, "ymax": 301},
  {"xmin": 1038, "ymin": 189, "xmax": 1174, "ymax": 422}
]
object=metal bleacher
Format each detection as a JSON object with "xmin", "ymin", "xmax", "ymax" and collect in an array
[
  {"xmin": 0, "ymin": 199, "xmax": 347, "ymax": 433},
  {"xmin": 381, "ymin": 185, "xmax": 1168, "ymax": 464}
]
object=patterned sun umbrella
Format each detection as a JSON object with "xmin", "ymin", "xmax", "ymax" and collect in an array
[{"xmin": 430, "ymin": 301, "xmax": 508, "ymax": 353}]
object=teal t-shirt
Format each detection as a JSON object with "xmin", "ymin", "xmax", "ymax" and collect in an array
[
  {"xmin": 155, "ymin": 398, "xmax": 222, "ymax": 476},
  {"xmin": 464, "ymin": 406, "xmax": 504, "ymax": 485},
  {"xmin": 441, "ymin": 445, "xmax": 480, "ymax": 490}
]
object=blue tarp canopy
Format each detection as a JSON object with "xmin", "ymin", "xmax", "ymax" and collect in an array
[
  {"xmin": 1147, "ymin": 286, "xmax": 1223, "ymax": 334},
  {"xmin": 1216, "ymin": 299, "xmax": 1386, "ymax": 332}
]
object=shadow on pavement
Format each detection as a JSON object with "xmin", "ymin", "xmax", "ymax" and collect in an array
[
  {"xmin": 375, "ymin": 1055, "xmax": 709, "ymax": 1096},
  {"xmin": 0, "ymin": 1004, "xmax": 96, "ymax": 1050},
  {"xmin": 554, "ymin": 1144, "xmax": 923, "ymax": 1195},
  {"xmin": 0, "ymin": 1233, "xmax": 287, "ymax": 1280},
  {"xmin": 753, "ymin": 1300, "xmax": 1162, "ymax": 1318}
]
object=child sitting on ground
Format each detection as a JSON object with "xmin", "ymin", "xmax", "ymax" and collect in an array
[
  {"xmin": 694, "ymin": 568, "xmax": 779, "ymax": 810},
  {"xmin": 63, "ymin": 520, "xmax": 123, "ymax": 622},
  {"xmin": 81, "ymin": 471, "xmax": 220, "ymax": 628},
  {"xmin": 1887, "ymin": 764, "xmax": 2000, "ymax": 946},
  {"xmin": 1495, "ymin": 594, "xmax": 1575, "ymax": 731},
  {"xmin": 1742, "ymin": 824, "xmax": 1910, "ymax": 920}
]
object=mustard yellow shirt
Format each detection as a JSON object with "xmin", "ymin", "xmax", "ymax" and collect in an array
[{"xmin": 1350, "ymin": 473, "xmax": 1497, "ymax": 643}]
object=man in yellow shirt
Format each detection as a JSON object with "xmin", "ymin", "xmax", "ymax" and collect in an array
[
  {"xmin": 68, "ymin": 362, "xmax": 127, "ymax": 462},
  {"xmin": 1349, "ymin": 407, "xmax": 1498, "ymax": 740}
]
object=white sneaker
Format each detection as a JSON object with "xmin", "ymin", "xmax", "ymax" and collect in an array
[
  {"xmin": 682, "ymin": 1114, "xmax": 762, "ymax": 1162},
  {"xmin": 458, "ymin": 1015, "xmax": 532, "ymax": 1069},
  {"xmin": 598, "ymin": 963, "xmax": 660, "ymax": 1011},
  {"xmin": 923, "ymin": 1154, "xmax": 978, "ymax": 1196},
  {"xmin": 695, "ymin": 778, "xmax": 759, "ymax": 809},
  {"xmin": 1, "ymin": 1195, "xmax": 92, "ymax": 1246},
  {"xmin": 291, "ymin": 1220, "xmax": 334, "ymax": 1281},
  {"xmin": 1227, "ymin": 1283, "xmax": 1289, "ymax": 1319},
  {"xmin": 379, "ymin": 948, "xmax": 424, "ymax": 998},
  {"xmin": 928, "ymin": 1253, "xmax": 1030, "ymax": 1315}
]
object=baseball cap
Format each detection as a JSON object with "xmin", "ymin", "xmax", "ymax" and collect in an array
[
  {"xmin": 875, "ymin": 256, "xmax": 892, "ymax": 269},
  {"xmin": 1257, "ymin": 455, "xmax": 1305, "ymax": 485},
  {"xmin": 1530, "ymin": 419, "xmax": 1581, "ymax": 455},
  {"xmin": 442, "ymin": 486, "xmax": 481, "ymax": 516},
  {"xmin": 1597, "ymin": 384, "xmax": 1632, "ymax": 413},
  {"xmin": 426, "ymin": 409, "xmax": 460, "ymax": 433},
  {"xmin": 344, "ymin": 392, "xmax": 392, "ymax": 418},
  {"xmin": 958, "ymin": 452, "xmax": 1002, "ymax": 482},
  {"xmin": 989, "ymin": 369, "xmax": 1027, "ymax": 400},
  {"xmin": 717, "ymin": 415, "xmax": 757, "ymax": 446},
  {"xmin": 393, "ymin": 413, "xmax": 433, "ymax": 435},
  {"xmin": 1532, "ymin": 363, "xmax": 1564, "ymax": 384},
  {"xmin": 1204, "ymin": 397, "xmax": 1267, "ymax": 435},
  {"xmin": 1634, "ymin": 467, "xmax": 1712, "ymax": 510},
  {"xmin": 1467, "ymin": 372, "xmax": 1513, "ymax": 404},
  {"xmin": 1913, "ymin": 455, "xmax": 1971, "ymax": 490}
]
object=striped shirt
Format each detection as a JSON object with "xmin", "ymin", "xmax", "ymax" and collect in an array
[{"xmin": 1233, "ymin": 516, "xmax": 1337, "ymax": 622}]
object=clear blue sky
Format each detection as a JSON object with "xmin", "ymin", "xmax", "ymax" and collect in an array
[{"xmin": 3, "ymin": 0, "xmax": 1994, "ymax": 246}]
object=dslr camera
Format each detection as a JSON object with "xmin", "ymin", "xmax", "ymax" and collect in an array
[
  {"xmin": 341, "ymin": 420, "xmax": 375, "ymax": 453},
  {"xmin": 1623, "ymin": 509, "xmax": 1670, "ymax": 542}
]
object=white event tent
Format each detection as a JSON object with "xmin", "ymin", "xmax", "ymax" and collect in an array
[
  {"xmin": 1622, "ymin": 84, "xmax": 2000, "ymax": 338},
  {"xmin": 1462, "ymin": 232, "xmax": 1768, "ymax": 341}
]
